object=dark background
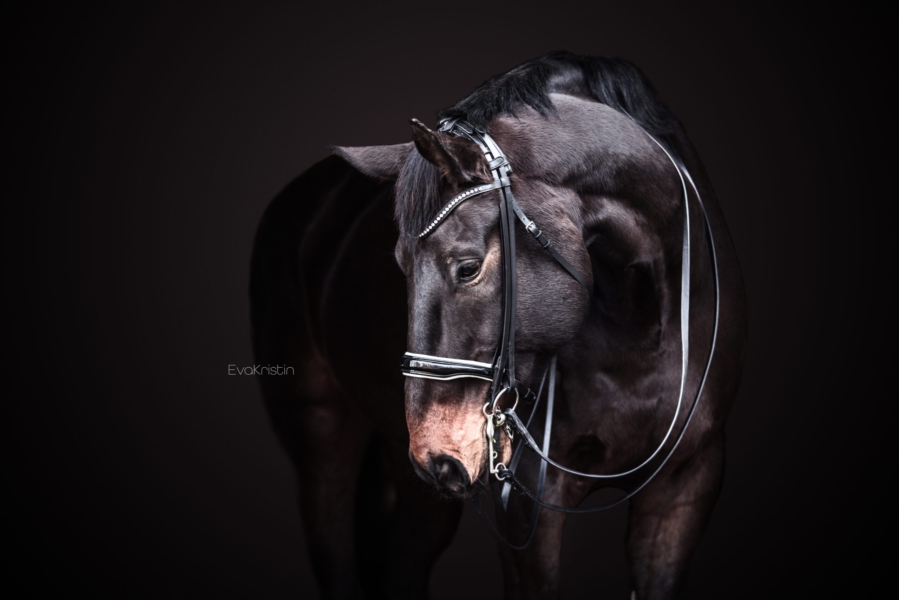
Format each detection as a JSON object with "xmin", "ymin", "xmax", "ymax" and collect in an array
[{"xmin": 4, "ymin": 1, "xmax": 893, "ymax": 598}]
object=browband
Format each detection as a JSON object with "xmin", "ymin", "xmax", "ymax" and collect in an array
[{"xmin": 418, "ymin": 178, "xmax": 510, "ymax": 238}]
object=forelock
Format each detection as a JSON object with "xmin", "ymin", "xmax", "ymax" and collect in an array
[{"xmin": 394, "ymin": 150, "xmax": 443, "ymax": 240}]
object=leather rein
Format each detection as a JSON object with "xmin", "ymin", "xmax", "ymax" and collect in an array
[{"xmin": 399, "ymin": 117, "xmax": 720, "ymax": 548}]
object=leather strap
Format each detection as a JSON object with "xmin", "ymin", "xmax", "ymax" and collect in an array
[
  {"xmin": 509, "ymin": 196, "xmax": 592, "ymax": 292},
  {"xmin": 472, "ymin": 359, "xmax": 553, "ymax": 550},
  {"xmin": 501, "ymin": 367, "xmax": 548, "ymax": 508}
]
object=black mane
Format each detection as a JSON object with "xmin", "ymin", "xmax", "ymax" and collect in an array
[{"xmin": 396, "ymin": 51, "xmax": 682, "ymax": 239}]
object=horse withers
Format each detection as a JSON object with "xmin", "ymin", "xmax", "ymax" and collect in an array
[{"xmin": 251, "ymin": 52, "xmax": 747, "ymax": 599}]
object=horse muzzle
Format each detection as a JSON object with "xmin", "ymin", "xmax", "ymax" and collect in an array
[{"xmin": 409, "ymin": 452, "xmax": 476, "ymax": 498}]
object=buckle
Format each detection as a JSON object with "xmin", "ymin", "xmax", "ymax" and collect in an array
[
  {"xmin": 454, "ymin": 121, "xmax": 473, "ymax": 134},
  {"xmin": 488, "ymin": 156, "xmax": 508, "ymax": 170}
]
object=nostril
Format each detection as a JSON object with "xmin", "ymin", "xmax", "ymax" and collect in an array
[
  {"xmin": 433, "ymin": 458, "xmax": 453, "ymax": 481},
  {"xmin": 429, "ymin": 454, "xmax": 471, "ymax": 494}
]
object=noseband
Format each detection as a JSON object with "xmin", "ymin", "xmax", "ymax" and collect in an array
[{"xmin": 399, "ymin": 117, "xmax": 720, "ymax": 541}]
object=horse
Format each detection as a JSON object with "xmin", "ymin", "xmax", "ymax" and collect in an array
[{"xmin": 250, "ymin": 51, "xmax": 747, "ymax": 600}]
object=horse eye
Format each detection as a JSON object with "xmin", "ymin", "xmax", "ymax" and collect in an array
[{"xmin": 457, "ymin": 260, "xmax": 482, "ymax": 281}]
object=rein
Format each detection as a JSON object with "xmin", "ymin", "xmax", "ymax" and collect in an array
[{"xmin": 399, "ymin": 117, "xmax": 720, "ymax": 547}]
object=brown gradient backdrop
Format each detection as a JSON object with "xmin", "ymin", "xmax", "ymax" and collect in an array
[{"xmin": 4, "ymin": 1, "xmax": 893, "ymax": 598}]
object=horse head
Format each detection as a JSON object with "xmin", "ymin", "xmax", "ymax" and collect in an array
[{"xmin": 337, "ymin": 93, "xmax": 686, "ymax": 498}]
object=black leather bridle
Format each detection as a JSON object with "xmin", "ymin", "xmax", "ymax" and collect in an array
[
  {"xmin": 399, "ymin": 117, "xmax": 720, "ymax": 547},
  {"xmin": 400, "ymin": 118, "xmax": 591, "ymax": 419}
]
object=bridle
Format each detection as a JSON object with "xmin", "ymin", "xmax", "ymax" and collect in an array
[
  {"xmin": 400, "ymin": 117, "xmax": 591, "ymax": 478},
  {"xmin": 399, "ymin": 116, "xmax": 720, "ymax": 547},
  {"xmin": 400, "ymin": 118, "xmax": 591, "ymax": 417}
]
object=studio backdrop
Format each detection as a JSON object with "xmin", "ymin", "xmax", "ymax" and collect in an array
[{"xmin": 4, "ymin": 1, "xmax": 893, "ymax": 598}]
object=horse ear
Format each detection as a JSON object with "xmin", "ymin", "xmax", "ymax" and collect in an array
[
  {"xmin": 409, "ymin": 119, "xmax": 491, "ymax": 184},
  {"xmin": 332, "ymin": 143, "xmax": 413, "ymax": 180}
]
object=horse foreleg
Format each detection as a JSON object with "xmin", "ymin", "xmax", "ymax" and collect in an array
[
  {"xmin": 626, "ymin": 434, "xmax": 725, "ymax": 600},
  {"xmin": 283, "ymin": 394, "xmax": 372, "ymax": 600},
  {"xmin": 497, "ymin": 471, "xmax": 572, "ymax": 600}
]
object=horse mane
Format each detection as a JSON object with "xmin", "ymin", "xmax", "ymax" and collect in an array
[{"xmin": 395, "ymin": 51, "xmax": 681, "ymax": 239}]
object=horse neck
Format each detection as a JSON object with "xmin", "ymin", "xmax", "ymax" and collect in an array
[{"xmin": 492, "ymin": 98, "xmax": 691, "ymax": 391}]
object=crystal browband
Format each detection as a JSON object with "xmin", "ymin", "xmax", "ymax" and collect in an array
[{"xmin": 418, "ymin": 178, "xmax": 511, "ymax": 238}]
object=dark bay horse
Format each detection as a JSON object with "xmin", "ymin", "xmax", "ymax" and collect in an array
[{"xmin": 251, "ymin": 52, "xmax": 746, "ymax": 600}]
